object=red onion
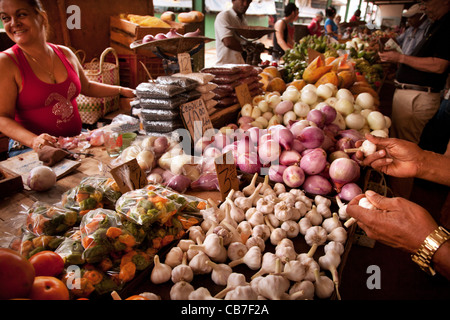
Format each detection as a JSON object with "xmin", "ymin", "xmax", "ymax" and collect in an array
[
  {"xmin": 272, "ymin": 127, "xmax": 294, "ymax": 151},
  {"xmin": 237, "ymin": 135, "xmax": 255, "ymax": 155},
  {"xmin": 328, "ymin": 150, "xmax": 349, "ymax": 163},
  {"xmin": 291, "ymin": 138, "xmax": 306, "ymax": 154},
  {"xmin": 247, "ymin": 127, "xmax": 262, "ymax": 145},
  {"xmin": 335, "ymin": 137, "xmax": 354, "ymax": 152},
  {"xmin": 321, "ymin": 134, "xmax": 335, "ymax": 152},
  {"xmin": 302, "ymin": 175, "xmax": 332, "ymax": 196},
  {"xmin": 143, "ymin": 34, "xmax": 154, "ymax": 43},
  {"xmin": 338, "ymin": 182, "xmax": 362, "ymax": 201},
  {"xmin": 268, "ymin": 165, "xmax": 287, "ymax": 183},
  {"xmin": 165, "ymin": 28, "xmax": 183, "ymax": 38},
  {"xmin": 213, "ymin": 133, "xmax": 230, "ymax": 150},
  {"xmin": 190, "ymin": 172, "xmax": 220, "ymax": 191},
  {"xmin": 203, "ymin": 146, "xmax": 222, "ymax": 159},
  {"xmin": 258, "ymin": 139, "xmax": 281, "ymax": 165},
  {"xmin": 165, "ymin": 174, "xmax": 191, "ymax": 193},
  {"xmin": 329, "ymin": 158, "xmax": 360, "ymax": 191},
  {"xmin": 184, "ymin": 28, "xmax": 201, "ymax": 37},
  {"xmin": 279, "ymin": 149, "xmax": 301, "ymax": 166},
  {"xmin": 237, "ymin": 152, "xmax": 261, "ymax": 174},
  {"xmin": 324, "ymin": 124, "xmax": 341, "ymax": 137},
  {"xmin": 297, "ymin": 126, "xmax": 325, "ymax": 149},
  {"xmin": 282, "ymin": 165, "xmax": 305, "ymax": 188},
  {"xmin": 154, "ymin": 33, "xmax": 167, "ymax": 40},
  {"xmin": 299, "ymin": 148, "xmax": 327, "ymax": 175},
  {"xmin": 222, "ymin": 143, "xmax": 237, "ymax": 162},
  {"xmin": 307, "ymin": 109, "xmax": 326, "ymax": 128},
  {"xmin": 338, "ymin": 129, "xmax": 364, "ymax": 144},
  {"xmin": 238, "ymin": 116, "xmax": 254, "ymax": 126},
  {"xmin": 319, "ymin": 162, "xmax": 331, "ymax": 179},
  {"xmin": 289, "ymin": 120, "xmax": 310, "ymax": 138},
  {"xmin": 259, "ymin": 133, "xmax": 273, "ymax": 146},
  {"xmin": 318, "ymin": 104, "xmax": 337, "ymax": 124},
  {"xmin": 194, "ymin": 137, "xmax": 213, "ymax": 154}
]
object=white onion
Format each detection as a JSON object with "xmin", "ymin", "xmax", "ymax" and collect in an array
[
  {"xmin": 345, "ymin": 113, "xmax": 366, "ymax": 130},
  {"xmin": 384, "ymin": 116, "xmax": 392, "ymax": 129},
  {"xmin": 27, "ymin": 166, "xmax": 56, "ymax": 191},
  {"xmin": 293, "ymin": 102, "xmax": 310, "ymax": 118},
  {"xmin": 367, "ymin": 111, "xmax": 386, "ymax": 130},
  {"xmin": 335, "ymin": 98, "xmax": 354, "ymax": 116},
  {"xmin": 303, "ymin": 84, "xmax": 317, "ymax": 92},
  {"xmin": 325, "ymin": 97, "xmax": 337, "ymax": 107},
  {"xmin": 301, "ymin": 90, "xmax": 318, "ymax": 105},
  {"xmin": 336, "ymin": 89, "xmax": 354, "ymax": 103},
  {"xmin": 370, "ymin": 130, "xmax": 389, "ymax": 138},
  {"xmin": 282, "ymin": 88, "xmax": 300, "ymax": 102},
  {"xmin": 316, "ymin": 84, "xmax": 333, "ymax": 100},
  {"xmin": 355, "ymin": 93, "xmax": 375, "ymax": 109},
  {"xmin": 283, "ymin": 111, "xmax": 297, "ymax": 126}
]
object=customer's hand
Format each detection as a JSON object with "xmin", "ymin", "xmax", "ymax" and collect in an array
[
  {"xmin": 346, "ymin": 191, "xmax": 438, "ymax": 253},
  {"xmin": 354, "ymin": 134, "xmax": 424, "ymax": 179},
  {"xmin": 379, "ymin": 50, "xmax": 402, "ymax": 63}
]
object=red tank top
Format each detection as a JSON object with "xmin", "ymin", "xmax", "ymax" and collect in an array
[{"xmin": 3, "ymin": 44, "xmax": 82, "ymax": 137}]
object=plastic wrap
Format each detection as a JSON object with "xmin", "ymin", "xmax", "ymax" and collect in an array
[
  {"xmin": 54, "ymin": 230, "xmax": 85, "ymax": 266},
  {"xmin": 142, "ymin": 120, "xmax": 184, "ymax": 133},
  {"xmin": 24, "ymin": 201, "xmax": 80, "ymax": 236},
  {"xmin": 136, "ymin": 82, "xmax": 186, "ymax": 99},
  {"xmin": 156, "ymin": 76, "xmax": 199, "ymax": 91},
  {"xmin": 180, "ymin": 89, "xmax": 202, "ymax": 101},
  {"xmin": 139, "ymin": 96, "xmax": 188, "ymax": 110},
  {"xmin": 140, "ymin": 108, "xmax": 180, "ymax": 121},
  {"xmin": 195, "ymin": 82, "xmax": 218, "ymax": 93},
  {"xmin": 172, "ymin": 72, "xmax": 215, "ymax": 85},
  {"xmin": 8, "ymin": 229, "xmax": 64, "ymax": 259}
]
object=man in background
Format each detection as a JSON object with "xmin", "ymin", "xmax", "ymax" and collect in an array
[{"xmin": 397, "ymin": 4, "xmax": 431, "ymax": 55}]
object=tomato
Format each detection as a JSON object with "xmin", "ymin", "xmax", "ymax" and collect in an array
[
  {"xmin": 0, "ymin": 248, "xmax": 35, "ymax": 300},
  {"xmin": 29, "ymin": 250, "xmax": 64, "ymax": 277},
  {"xmin": 29, "ymin": 276, "xmax": 70, "ymax": 300},
  {"xmin": 125, "ymin": 295, "xmax": 149, "ymax": 300}
]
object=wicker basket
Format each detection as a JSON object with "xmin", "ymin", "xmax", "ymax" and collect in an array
[{"xmin": 76, "ymin": 47, "xmax": 120, "ymax": 124}]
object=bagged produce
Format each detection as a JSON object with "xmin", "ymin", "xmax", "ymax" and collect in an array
[{"xmin": 135, "ymin": 82, "xmax": 186, "ymax": 99}]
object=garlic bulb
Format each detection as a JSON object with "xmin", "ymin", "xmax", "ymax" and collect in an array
[
  {"xmin": 189, "ymin": 287, "xmax": 220, "ymax": 300},
  {"xmin": 257, "ymin": 259, "xmax": 290, "ymax": 300},
  {"xmin": 206, "ymin": 260, "xmax": 233, "ymax": 286},
  {"xmin": 228, "ymin": 246, "xmax": 262, "ymax": 270},
  {"xmin": 266, "ymin": 213, "xmax": 280, "ymax": 228},
  {"xmin": 278, "ymin": 192, "xmax": 296, "ymax": 207},
  {"xmin": 242, "ymin": 173, "xmax": 258, "ymax": 196},
  {"xmin": 246, "ymin": 236, "xmax": 265, "ymax": 252},
  {"xmin": 281, "ymin": 260, "xmax": 306, "ymax": 282},
  {"xmin": 256, "ymin": 197, "xmax": 275, "ymax": 214},
  {"xmin": 324, "ymin": 241, "xmax": 345, "ymax": 256},
  {"xmin": 298, "ymin": 217, "xmax": 312, "ymax": 235},
  {"xmin": 305, "ymin": 206, "xmax": 323, "ymax": 226},
  {"xmin": 237, "ymin": 221, "xmax": 252, "ymax": 243},
  {"xmin": 314, "ymin": 269, "xmax": 334, "ymax": 299},
  {"xmin": 318, "ymin": 249, "xmax": 342, "ymax": 300},
  {"xmin": 281, "ymin": 220, "xmax": 300, "ymax": 238},
  {"xmin": 274, "ymin": 201, "xmax": 293, "ymax": 221},
  {"xmin": 165, "ymin": 246, "xmax": 184, "ymax": 268},
  {"xmin": 315, "ymin": 195, "xmax": 331, "ymax": 207},
  {"xmin": 275, "ymin": 244, "xmax": 297, "ymax": 263},
  {"xmin": 294, "ymin": 201, "xmax": 308, "ymax": 217},
  {"xmin": 139, "ymin": 292, "xmax": 161, "ymax": 300},
  {"xmin": 316, "ymin": 202, "xmax": 332, "ymax": 218},
  {"xmin": 288, "ymin": 280, "xmax": 315, "ymax": 300},
  {"xmin": 234, "ymin": 183, "xmax": 263, "ymax": 211},
  {"xmin": 259, "ymin": 174, "xmax": 272, "ymax": 195},
  {"xmin": 227, "ymin": 242, "xmax": 248, "ymax": 261},
  {"xmin": 273, "ymin": 183, "xmax": 286, "ymax": 195},
  {"xmin": 327, "ymin": 227, "xmax": 347, "ymax": 244},
  {"xmin": 189, "ymin": 233, "xmax": 227, "ymax": 262},
  {"xmin": 344, "ymin": 196, "xmax": 376, "ymax": 227},
  {"xmin": 170, "ymin": 281, "xmax": 194, "ymax": 300},
  {"xmin": 251, "ymin": 252, "xmax": 278, "ymax": 279},
  {"xmin": 188, "ymin": 251, "xmax": 212, "ymax": 274},
  {"xmin": 150, "ymin": 255, "xmax": 172, "ymax": 284},
  {"xmin": 336, "ymin": 195, "xmax": 350, "ymax": 220},
  {"xmin": 301, "ymin": 257, "xmax": 320, "ymax": 282},
  {"xmin": 177, "ymin": 239, "xmax": 196, "ymax": 252},
  {"xmin": 188, "ymin": 225, "xmax": 205, "ymax": 244},
  {"xmin": 252, "ymin": 224, "xmax": 271, "ymax": 241},
  {"xmin": 225, "ymin": 285, "xmax": 258, "ymax": 300},
  {"xmin": 226, "ymin": 197, "xmax": 245, "ymax": 222},
  {"xmin": 304, "ymin": 226, "xmax": 327, "ymax": 257},
  {"xmin": 322, "ymin": 212, "xmax": 342, "ymax": 233},
  {"xmin": 171, "ymin": 253, "xmax": 193, "ymax": 283},
  {"xmin": 214, "ymin": 272, "xmax": 248, "ymax": 299}
]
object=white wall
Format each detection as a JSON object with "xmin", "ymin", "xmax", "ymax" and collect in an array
[{"xmin": 377, "ymin": 4, "xmax": 405, "ymax": 28}]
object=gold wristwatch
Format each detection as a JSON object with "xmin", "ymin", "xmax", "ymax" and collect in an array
[{"xmin": 411, "ymin": 226, "xmax": 450, "ymax": 276}]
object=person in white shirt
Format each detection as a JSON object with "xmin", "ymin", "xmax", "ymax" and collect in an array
[
  {"xmin": 397, "ymin": 4, "xmax": 431, "ymax": 55},
  {"xmin": 214, "ymin": 0, "xmax": 252, "ymax": 65}
]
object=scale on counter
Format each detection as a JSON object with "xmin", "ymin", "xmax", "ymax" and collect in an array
[
  {"xmin": 130, "ymin": 36, "xmax": 214, "ymax": 74},
  {"xmin": 227, "ymin": 26, "xmax": 275, "ymax": 65}
]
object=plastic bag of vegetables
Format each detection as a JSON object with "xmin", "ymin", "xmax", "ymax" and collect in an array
[
  {"xmin": 61, "ymin": 183, "xmax": 104, "ymax": 216},
  {"xmin": 54, "ymin": 234, "xmax": 86, "ymax": 266},
  {"xmin": 115, "ymin": 185, "xmax": 182, "ymax": 228},
  {"xmin": 24, "ymin": 201, "xmax": 80, "ymax": 236},
  {"xmin": 80, "ymin": 208, "xmax": 138, "ymax": 264},
  {"xmin": 8, "ymin": 229, "xmax": 64, "ymax": 259}
]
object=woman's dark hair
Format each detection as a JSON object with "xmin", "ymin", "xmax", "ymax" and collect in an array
[
  {"xmin": 325, "ymin": 6, "xmax": 336, "ymax": 18},
  {"xmin": 284, "ymin": 3, "xmax": 298, "ymax": 17},
  {"xmin": 24, "ymin": 0, "xmax": 50, "ymax": 39}
]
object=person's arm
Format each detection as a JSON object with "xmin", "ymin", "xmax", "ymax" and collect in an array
[
  {"xmin": 379, "ymin": 50, "xmax": 449, "ymax": 74},
  {"xmin": 58, "ymin": 46, "xmax": 135, "ymax": 98},
  {"xmin": 222, "ymin": 36, "xmax": 243, "ymax": 52},
  {"xmin": 355, "ymin": 134, "xmax": 450, "ymax": 186},
  {"xmin": 0, "ymin": 54, "xmax": 57, "ymax": 150},
  {"xmin": 346, "ymin": 191, "xmax": 450, "ymax": 280},
  {"xmin": 274, "ymin": 20, "xmax": 291, "ymax": 51}
]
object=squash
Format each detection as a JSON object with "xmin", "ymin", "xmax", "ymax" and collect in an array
[
  {"xmin": 191, "ymin": 11, "xmax": 205, "ymax": 22},
  {"xmin": 178, "ymin": 12, "xmax": 197, "ymax": 23},
  {"xmin": 315, "ymin": 71, "xmax": 340, "ymax": 87}
]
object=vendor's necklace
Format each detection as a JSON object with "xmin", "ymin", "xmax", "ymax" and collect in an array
[{"xmin": 22, "ymin": 48, "xmax": 56, "ymax": 84}]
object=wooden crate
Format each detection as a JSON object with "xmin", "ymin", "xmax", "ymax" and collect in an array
[
  {"xmin": 110, "ymin": 15, "xmax": 185, "ymax": 57},
  {"xmin": 0, "ymin": 166, "xmax": 23, "ymax": 199}
]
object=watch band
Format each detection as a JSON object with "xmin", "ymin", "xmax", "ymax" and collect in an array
[{"xmin": 411, "ymin": 226, "xmax": 450, "ymax": 276}]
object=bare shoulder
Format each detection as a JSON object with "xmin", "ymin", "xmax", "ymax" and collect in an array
[{"xmin": 0, "ymin": 48, "xmax": 19, "ymax": 76}]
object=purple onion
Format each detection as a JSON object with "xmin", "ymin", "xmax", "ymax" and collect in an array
[
  {"xmin": 319, "ymin": 105, "xmax": 337, "ymax": 124},
  {"xmin": 324, "ymin": 124, "xmax": 341, "ymax": 137},
  {"xmin": 258, "ymin": 139, "xmax": 281, "ymax": 165},
  {"xmin": 237, "ymin": 135, "xmax": 255, "ymax": 155},
  {"xmin": 247, "ymin": 127, "xmax": 262, "ymax": 145},
  {"xmin": 321, "ymin": 134, "xmax": 335, "ymax": 152},
  {"xmin": 338, "ymin": 182, "xmax": 363, "ymax": 201},
  {"xmin": 302, "ymin": 175, "xmax": 333, "ymax": 196},
  {"xmin": 338, "ymin": 129, "xmax": 364, "ymax": 144},
  {"xmin": 213, "ymin": 133, "xmax": 231, "ymax": 150},
  {"xmin": 165, "ymin": 174, "xmax": 191, "ymax": 193},
  {"xmin": 282, "ymin": 165, "xmax": 305, "ymax": 188},
  {"xmin": 329, "ymin": 158, "xmax": 360, "ymax": 191},
  {"xmin": 237, "ymin": 152, "xmax": 261, "ymax": 174},
  {"xmin": 335, "ymin": 137, "xmax": 354, "ymax": 151},
  {"xmin": 268, "ymin": 165, "xmax": 287, "ymax": 183},
  {"xmin": 291, "ymin": 139, "xmax": 306, "ymax": 153},
  {"xmin": 272, "ymin": 127, "xmax": 294, "ymax": 151},
  {"xmin": 289, "ymin": 120, "xmax": 310, "ymax": 138},
  {"xmin": 279, "ymin": 149, "xmax": 302, "ymax": 166},
  {"xmin": 190, "ymin": 172, "xmax": 219, "ymax": 191},
  {"xmin": 297, "ymin": 126, "xmax": 325, "ymax": 149},
  {"xmin": 299, "ymin": 148, "xmax": 327, "ymax": 175},
  {"xmin": 307, "ymin": 109, "xmax": 326, "ymax": 128}
]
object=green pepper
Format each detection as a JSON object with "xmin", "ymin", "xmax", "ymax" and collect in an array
[
  {"xmin": 28, "ymin": 246, "xmax": 45, "ymax": 258},
  {"xmin": 79, "ymin": 197, "xmax": 98, "ymax": 211},
  {"xmin": 83, "ymin": 245, "xmax": 110, "ymax": 264},
  {"xmin": 132, "ymin": 254, "xmax": 150, "ymax": 270},
  {"xmin": 66, "ymin": 252, "xmax": 85, "ymax": 265},
  {"xmin": 64, "ymin": 210, "xmax": 79, "ymax": 227},
  {"xmin": 95, "ymin": 277, "xmax": 120, "ymax": 295}
]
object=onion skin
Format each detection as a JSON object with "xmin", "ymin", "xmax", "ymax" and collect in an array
[
  {"xmin": 338, "ymin": 183, "xmax": 362, "ymax": 201},
  {"xmin": 302, "ymin": 175, "xmax": 332, "ymax": 196},
  {"xmin": 279, "ymin": 150, "xmax": 301, "ymax": 166},
  {"xmin": 237, "ymin": 152, "xmax": 261, "ymax": 174},
  {"xmin": 297, "ymin": 126, "xmax": 325, "ymax": 149},
  {"xmin": 268, "ymin": 165, "xmax": 287, "ymax": 183},
  {"xmin": 165, "ymin": 174, "xmax": 191, "ymax": 193},
  {"xmin": 329, "ymin": 158, "xmax": 360, "ymax": 192},
  {"xmin": 299, "ymin": 148, "xmax": 327, "ymax": 175}
]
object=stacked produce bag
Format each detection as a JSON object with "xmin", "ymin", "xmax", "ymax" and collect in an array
[{"xmin": 201, "ymin": 64, "xmax": 264, "ymax": 109}]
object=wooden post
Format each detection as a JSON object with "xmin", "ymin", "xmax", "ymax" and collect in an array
[{"xmin": 56, "ymin": 0, "xmax": 71, "ymax": 47}]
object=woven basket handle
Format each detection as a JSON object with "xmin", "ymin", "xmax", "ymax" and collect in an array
[
  {"xmin": 73, "ymin": 49, "xmax": 86, "ymax": 65},
  {"xmin": 89, "ymin": 47, "xmax": 119, "ymax": 76}
]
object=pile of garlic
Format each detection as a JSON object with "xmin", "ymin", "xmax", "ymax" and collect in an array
[{"xmin": 141, "ymin": 173, "xmax": 352, "ymax": 300}]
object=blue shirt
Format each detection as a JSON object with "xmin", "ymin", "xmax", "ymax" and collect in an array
[
  {"xmin": 324, "ymin": 18, "xmax": 338, "ymax": 39},
  {"xmin": 397, "ymin": 19, "xmax": 432, "ymax": 55}
]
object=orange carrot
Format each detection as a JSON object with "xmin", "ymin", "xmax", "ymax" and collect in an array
[
  {"xmin": 197, "ymin": 201, "xmax": 207, "ymax": 210},
  {"xmin": 106, "ymin": 227, "xmax": 122, "ymax": 239},
  {"xmin": 119, "ymin": 262, "xmax": 136, "ymax": 283},
  {"xmin": 118, "ymin": 234, "xmax": 136, "ymax": 248},
  {"xmin": 161, "ymin": 234, "xmax": 174, "ymax": 247},
  {"xmin": 83, "ymin": 270, "xmax": 103, "ymax": 285}
]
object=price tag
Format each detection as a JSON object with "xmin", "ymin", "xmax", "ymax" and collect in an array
[
  {"xmin": 180, "ymin": 98, "xmax": 213, "ymax": 142},
  {"xmin": 235, "ymin": 83, "xmax": 252, "ymax": 107},
  {"xmin": 178, "ymin": 52, "xmax": 192, "ymax": 74},
  {"xmin": 110, "ymin": 158, "xmax": 147, "ymax": 194},
  {"xmin": 215, "ymin": 151, "xmax": 239, "ymax": 201}
]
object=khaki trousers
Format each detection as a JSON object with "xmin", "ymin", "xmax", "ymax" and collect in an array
[{"xmin": 390, "ymin": 88, "xmax": 441, "ymax": 144}]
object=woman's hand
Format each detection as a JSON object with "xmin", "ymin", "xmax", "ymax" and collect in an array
[
  {"xmin": 346, "ymin": 191, "xmax": 438, "ymax": 253},
  {"xmin": 32, "ymin": 133, "xmax": 58, "ymax": 151},
  {"xmin": 354, "ymin": 134, "xmax": 424, "ymax": 179},
  {"xmin": 119, "ymin": 87, "xmax": 135, "ymax": 98}
]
